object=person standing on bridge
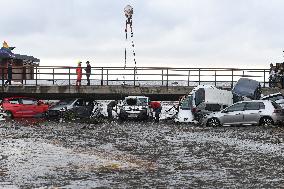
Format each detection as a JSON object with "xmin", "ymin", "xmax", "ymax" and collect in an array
[
  {"xmin": 76, "ymin": 62, "xmax": 82, "ymax": 86},
  {"xmin": 85, "ymin": 61, "xmax": 91, "ymax": 86}
]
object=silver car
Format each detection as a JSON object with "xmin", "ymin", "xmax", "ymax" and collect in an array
[{"xmin": 202, "ymin": 100, "xmax": 284, "ymax": 127}]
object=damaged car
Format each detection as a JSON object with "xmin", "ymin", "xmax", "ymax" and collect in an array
[
  {"xmin": 232, "ymin": 78, "xmax": 261, "ymax": 100},
  {"xmin": 47, "ymin": 98, "xmax": 103, "ymax": 119},
  {"xmin": 174, "ymin": 85, "xmax": 233, "ymax": 123},
  {"xmin": 1, "ymin": 97, "xmax": 49, "ymax": 118},
  {"xmin": 119, "ymin": 96, "xmax": 150, "ymax": 121},
  {"xmin": 261, "ymin": 93, "xmax": 284, "ymax": 108}
]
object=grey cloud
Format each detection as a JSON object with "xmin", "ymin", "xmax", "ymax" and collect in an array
[{"xmin": 1, "ymin": 0, "xmax": 284, "ymax": 67}]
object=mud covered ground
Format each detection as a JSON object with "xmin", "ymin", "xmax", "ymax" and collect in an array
[{"xmin": 0, "ymin": 120, "xmax": 284, "ymax": 188}]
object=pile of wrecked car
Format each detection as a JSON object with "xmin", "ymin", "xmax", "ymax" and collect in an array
[
  {"xmin": 0, "ymin": 78, "xmax": 283, "ymax": 126},
  {"xmin": 174, "ymin": 78, "xmax": 284, "ymax": 126}
]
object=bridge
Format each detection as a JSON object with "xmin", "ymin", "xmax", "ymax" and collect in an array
[{"xmin": 0, "ymin": 66, "xmax": 276, "ymax": 100}]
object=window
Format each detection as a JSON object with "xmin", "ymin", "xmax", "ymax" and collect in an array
[
  {"xmin": 180, "ymin": 95, "xmax": 193, "ymax": 110},
  {"xmin": 195, "ymin": 88, "xmax": 205, "ymax": 106},
  {"xmin": 22, "ymin": 99, "xmax": 37, "ymax": 105},
  {"xmin": 126, "ymin": 98, "xmax": 137, "ymax": 106},
  {"xmin": 245, "ymin": 102, "xmax": 261, "ymax": 110},
  {"xmin": 9, "ymin": 99, "xmax": 20, "ymax": 104},
  {"xmin": 57, "ymin": 99, "xmax": 75, "ymax": 106},
  {"xmin": 138, "ymin": 98, "xmax": 148, "ymax": 106},
  {"xmin": 205, "ymin": 104, "xmax": 221, "ymax": 111},
  {"xmin": 226, "ymin": 103, "xmax": 245, "ymax": 112},
  {"xmin": 75, "ymin": 99, "xmax": 85, "ymax": 106},
  {"xmin": 259, "ymin": 102, "xmax": 265, "ymax": 109}
]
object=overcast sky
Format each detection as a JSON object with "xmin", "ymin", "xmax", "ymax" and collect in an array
[{"xmin": 1, "ymin": 0, "xmax": 284, "ymax": 68}]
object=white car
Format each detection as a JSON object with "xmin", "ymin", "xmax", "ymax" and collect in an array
[
  {"xmin": 261, "ymin": 93, "xmax": 284, "ymax": 108},
  {"xmin": 202, "ymin": 100, "xmax": 284, "ymax": 127},
  {"xmin": 174, "ymin": 85, "xmax": 233, "ymax": 123},
  {"xmin": 119, "ymin": 96, "xmax": 150, "ymax": 121}
]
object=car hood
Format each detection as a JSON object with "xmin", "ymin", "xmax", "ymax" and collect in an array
[{"xmin": 49, "ymin": 104, "xmax": 72, "ymax": 110}]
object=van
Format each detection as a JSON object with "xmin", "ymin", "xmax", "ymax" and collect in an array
[{"xmin": 174, "ymin": 85, "xmax": 233, "ymax": 123}]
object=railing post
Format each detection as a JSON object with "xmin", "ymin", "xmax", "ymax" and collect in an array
[
  {"xmin": 198, "ymin": 69, "xmax": 201, "ymax": 85},
  {"xmin": 231, "ymin": 69, "xmax": 234, "ymax": 89},
  {"xmin": 101, "ymin": 68, "xmax": 104, "ymax": 86},
  {"xmin": 263, "ymin": 69, "xmax": 266, "ymax": 88},
  {"xmin": 35, "ymin": 66, "xmax": 38, "ymax": 86},
  {"xmin": 162, "ymin": 70, "xmax": 164, "ymax": 86},
  {"xmin": 24, "ymin": 66, "xmax": 26, "ymax": 85},
  {"xmin": 69, "ymin": 68, "xmax": 71, "ymax": 86},
  {"xmin": 188, "ymin": 70, "xmax": 190, "ymax": 86},
  {"xmin": 134, "ymin": 67, "xmax": 136, "ymax": 86},
  {"xmin": 166, "ymin": 68, "xmax": 169, "ymax": 87},
  {"xmin": 52, "ymin": 68, "xmax": 55, "ymax": 85},
  {"xmin": 214, "ymin": 70, "xmax": 217, "ymax": 86},
  {"xmin": 107, "ymin": 69, "xmax": 109, "ymax": 86}
]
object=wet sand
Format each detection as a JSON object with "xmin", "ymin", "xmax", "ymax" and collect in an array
[{"xmin": 0, "ymin": 121, "xmax": 284, "ymax": 188}]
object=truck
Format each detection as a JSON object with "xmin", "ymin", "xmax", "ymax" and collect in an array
[{"xmin": 174, "ymin": 85, "xmax": 234, "ymax": 123}]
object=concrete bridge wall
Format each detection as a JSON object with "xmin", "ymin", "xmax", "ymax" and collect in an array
[
  {"xmin": 0, "ymin": 85, "xmax": 282, "ymax": 101},
  {"xmin": 0, "ymin": 85, "xmax": 194, "ymax": 101}
]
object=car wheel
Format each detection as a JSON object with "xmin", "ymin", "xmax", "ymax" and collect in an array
[
  {"xmin": 259, "ymin": 117, "xmax": 274, "ymax": 126},
  {"xmin": 206, "ymin": 118, "xmax": 221, "ymax": 127},
  {"xmin": 5, "ymin": 111, "xmax": 13, "ymax": 119}
]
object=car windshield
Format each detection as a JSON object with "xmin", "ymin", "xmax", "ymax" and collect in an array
[
  {"xmin": 180, "ymin": 95, "xmax": 193, "ymax": 110},
  {"xmin": 125, "ymin": 98, "xmax": 137, "ymax": 106},
  {"xmin": 56, "ymin": 99, "xmax": 75, "ymax": 106},
  {"xmin": 138, "ymin": 98, "xmax": 148, "ymax": 106}
]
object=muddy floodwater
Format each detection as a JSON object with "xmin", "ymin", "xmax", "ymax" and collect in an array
[{"xmin": 0, "ymin": 120, "xmax": 284, "ymax": 188}]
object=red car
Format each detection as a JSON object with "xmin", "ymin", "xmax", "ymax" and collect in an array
[{"xmin": 1, "ymin": 97, "xmax": 49, "ymax": 118}]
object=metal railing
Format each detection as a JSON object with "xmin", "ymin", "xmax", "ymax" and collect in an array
[{"xmin": 1, "ymin": 66, "xmax": 270, "ymax": 88}]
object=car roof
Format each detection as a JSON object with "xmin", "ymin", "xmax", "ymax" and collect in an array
[
  {"xmin": 235, "ymin": 100, "xmax": 271, "ymax": 103},
  {"xmin": 3, "ymin": 96, "xmax": 38, "ymax": 100},
  {"xmin": 261, "ymin": 93, "xmax": 282, "ymax": 99},
  {"xmin": 126, "ymin": 96, "xmax": 148, "ymax": 98}
]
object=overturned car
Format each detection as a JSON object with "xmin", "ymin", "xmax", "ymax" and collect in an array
[{"xmin": 232, "ymin": 78, "xmax": 261, "ymax": 101}]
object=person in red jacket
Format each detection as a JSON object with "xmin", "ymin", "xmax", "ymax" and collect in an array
[
  {"xmin": 149, "ymin": 101, "xmax": 162, "ymax": 122},
  {"xmin": 76, "ymin": 62, "xmax": 82, "ymax": 86}
]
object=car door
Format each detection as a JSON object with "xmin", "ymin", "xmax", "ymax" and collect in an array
[
  {"xmin": 6, "ymin": 98, "xmax": 22, "ymax": 117},
  {"xmin": 243, "ymin": 102, "xmax": 264, "ymax": 124},
  {"xmin": 73, "ymin": 99, "xmax": 87, "ymax": 117},
  {"xmin": 220, "ymin": 102, "xmax": 246, "ymax": 125},
  {"xmin": 21, "ymin": 98, "xmax": 38, "ymax": 117},
  {"xmin": 176, "ymin": 95, "xmax": 195, "ymax": 122},
  {"xmin": 34, "ymin": 100, "xmax": 48, "ymax": 115}
]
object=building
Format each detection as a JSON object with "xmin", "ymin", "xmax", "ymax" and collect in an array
[{"xmin": 0, "ymin": 42, "xmax": 40, "ymax": 83}]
